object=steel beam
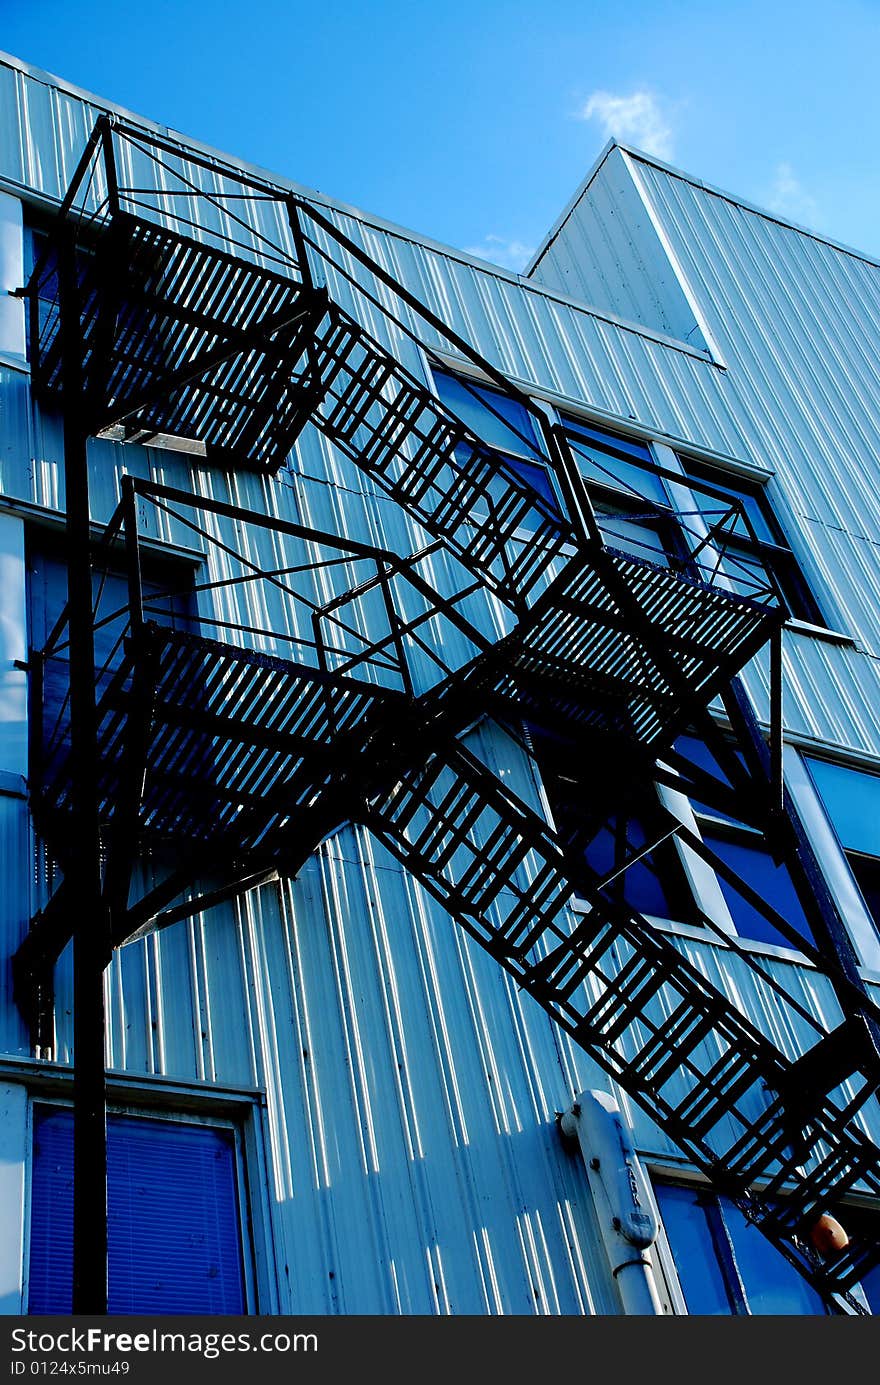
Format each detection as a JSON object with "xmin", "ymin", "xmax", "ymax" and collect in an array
[{"xmin": 58, "ymin": 232, "xmax": 110, "ymax": 1315}]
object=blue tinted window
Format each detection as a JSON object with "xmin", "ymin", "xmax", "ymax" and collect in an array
[
  {"xmin": 672, "ymin": 737, "xmax": 814, "ymax": 949},
  {"xmin": 29, "ymin": 1106, "xmax": 247, "ymax": 1315},
  {"xmin": 682, "ymin": 465, "xmax": 779, "ymax": 546},
  {"xmin": 864, "ymin": 1263, "xmax": 880, "ymax": 1314},
  {"xmin": 806, "ymin": 757, "xmax": 880, "ymax": 858},
  {"xmin": 672, "ymin": 735, "xmax": 744, "ymax": 823},
  {"xmin": 654, "ymin": 1183, "xmax": 733, "ymax": 1314},
  {"xmin": 563, "ymin": 419, "xmax": 654, "ymax": 464},
  {"xmin": 595, "ymin": 509, "xmax": 669, "ymax": 565},
  {"xmin": 703, "ymin": 831, "xmax": 815, "ymax": 949},
  {"xmin": 433, "ymin": 370, "xmax": 540, "ymax": 457},
  {"xmin": 714, "ymin": 543, "xmax": 778, "ymax": 602},
  {"xmin": 503, "ymin": 457, "xmax": 563, "ymax": 516},
  {"xmin": 680, "ymin": 463, "xmax": 824, "ymax": 622},
  {"xmin": 721, "ymin": 1198, "xmax": 826, "ymax": 1314},
  {"xmin": 586, "ymin": 822, "xmax": 677, "ymax": 918},
  {"xmin": 656, "ymin": 1182, "xmax": 828, "ymax": 1315},
  {"xmin": 843, "ymin": 1210, "xmax": 880, "ymax": 1314},
  {"xmin": 564, "ymin": 420, "xmax": 668, "ymax": 507}
]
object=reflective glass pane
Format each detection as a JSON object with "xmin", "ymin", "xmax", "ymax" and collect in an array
[
  {"xmin": 703, "ymin": 832, "xmax": 815, "ymax": 949},
  {"xmin": 654, "ymin": 1183, "xmax": 733, "ymax": 1314},
  {"xmin": 847, "ymin": 853, "xmax": 880, "ymax": 933},
  {"xmin": 714, "ymin": 543, "xmax": 775, "ymax": 601},
  {"xmin": 503, "ymin": 457, "xmax": 563, "ymax": 517},
  {"xmin": 671, "ymin": 736, "xmax": 745, "ymax": 824},
  {"xmin": 563, "ymin": 419, "xmax": 667, "ymax": 505},
  {"xmin": 806, "ymin": 756, "xmax": 880, "ymax": 858},
  {"xmin": 683, "ymin": 466, "xmax": 779, "ymax": 546},
  {"xmin": 720, "ymin": 1197, "xmax": 827, "ymax": 1315},
  {"xmin": 567, "ymin": 436, "xmax": 668, "ymax": 507},
  {"xmin": 836, "ymin": 1208, "xmax": 880, "ymax": 1313},
  {"xmin": 433, "ymin": 370, "xmax": 539, "ymax": 456},
  {"xmin": 563, "ymin": 419, "xmax": 654, "ymax": 464},
  {"xmin": 596, "ymin": 510, "xmax": 669, "ymax": 566},
  {"xmin": 584, "ymin": 821, "xmax": 676, "ymax": 918}
]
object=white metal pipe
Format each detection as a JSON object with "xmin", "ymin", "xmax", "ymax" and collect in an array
[
  {"xmin": 0, "ymin": 192, "xmax": 25, "ymax": 360},
  {"xmin": 561, "ymin": 1089, "xmax": 666, "ymax": 1315}
]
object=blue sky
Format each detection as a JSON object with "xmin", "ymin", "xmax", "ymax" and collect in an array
[{"xmin": 4, "ymin": 0, "xmax": 880, "ymax": 268}]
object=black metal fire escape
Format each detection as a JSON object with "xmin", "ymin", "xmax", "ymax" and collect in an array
[{"xmin": 15, "ymin": 114, "xmax": 880, "ymax": 1314}]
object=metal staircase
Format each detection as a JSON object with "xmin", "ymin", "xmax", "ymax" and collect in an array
[
  {"xmin": 363, "ymin": 733, "xmax": 880, "ymax": 1303},
  {"xmin": 16, "ymin": 113, "xmax": 880, "ymax": 1313}
]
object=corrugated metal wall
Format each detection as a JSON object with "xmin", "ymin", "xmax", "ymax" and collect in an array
[
  {"xmin": 1, "ymin": 51, "xmax": 879, "ymax": 1314},
  {"xmin": 627, "ymin": 153, "xmax": 880, "ymax": 539},
  {"xmin": 524, "ymin": 146, "xmax": 709, "ymax": 352},
  {"xmin": 49, "ymin": 830, "xmax": 620, "ymax": 1314},
  {"xmin": 530, "ymin": 146, "xmax": 880, "ymax": 762}
]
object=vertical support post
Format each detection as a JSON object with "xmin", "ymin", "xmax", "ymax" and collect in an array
[
  {"xmin": 28, "ymin": 279, "xmax": 40, "ymax": 385},
  {"xmin": 312, "ymin": 610, "xmax": 339, "ymax": 744},
  {"xmin": 58, "ymin": 229, "xmax": 110, "ymax": 1315},
  {"xmin": 99, "ymin": 117, "xmax": 120, "ymax": 217},
  {"xmin": 723, "ymin": 675, "xmax": 880, "ymax": 1063},
  {"xmin": 285, "ymin": 197, "xmax": 328, "ymax": 422},
  {"xmin": 770, "ymin": 625, "xmax": 784, "ymax": 814},
  {"xmin": 27, "ymin": 650, "xmax": 44, "ymax": 822},
  {"xmin": 704, "ymin": 1197, "xmax": 752, "ymax": 1315},
  {"xmin": 540, "ymin": 419, "xmax": 603, "ymax": 547},
  {"xmin": 121, "ymin": 475, "xmax": 144, "ymax": 636},
  {"xmin": 377, "ymin": 560, "xmax": 414, "ymax": 698}
]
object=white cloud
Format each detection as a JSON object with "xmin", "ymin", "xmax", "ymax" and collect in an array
[
  {"xmin": 767, "ymin": 163, "xmax": 819, "ymax": 226},
  {"xmin": 579, "ymin": 89, "xmax": 675, "ymax": 161},
  {"xmin": 462, "ymin": 234, "xmax": 535, "ymax": 272}
]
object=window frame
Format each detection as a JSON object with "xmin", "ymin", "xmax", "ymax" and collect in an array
[
  {"xmin": 25, "ymin": 518, "xmax": 203, "ymax": 803},
  {"xmin": 25, "ymin": 518, "xmax": 202, "ymax": 643},
  {"xmin": 429, "ymin": 363, "xmax": 570, "ymax": 541},
  {"xmin": 554, "ymin": 725, "xmax": 823, "ymax": 958},
  {"xmin": 557, "ymin": 411, "xmax": 823, "ymax": 617},
  {"xmin": 651, "ymin": 1170, "xmax": 880, "ymax": 1316},
  {"xmin": 647, "ymin": 738, "xmax": 880, "ymax": 969},
  {"xmin": 425, "ymin": 372, "xmax": 859, "ymax": 960},
  {"xmin": 678, "ymin": 456, "xmax": 827, "ymax": 627},
  {"xmin": 428, "ymin": 366, "xmax": 829, "ymax": 634},
  {"xmin": 665, "ymin": 732, "xmax": 817, "ymax": 955},
  {"xmin": 24, "ymin": 213, "xmax": 106, "ymax": 372},
  {"xmin": 22, "ymin": 1088, "xmax": 265, "ymax": 1316},
  {"xmin": 800, "ymin": 750, "xmax": 880, "ymax": 971},
  {"xmin": 529, "ymin": 723, "xmax": 701, "ymax": 928},
  {"xmin": 427, "ymin": 361, "xmax": 832, "ymax": 632},
  {"xmin": 561, "ymin": 418, "xmax": 692, "ymax": 570}
]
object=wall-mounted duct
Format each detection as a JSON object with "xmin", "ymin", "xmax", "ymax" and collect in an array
[{"xmin": 560, "ymin": 1089, "xmax": 668, "ymax": 1315}]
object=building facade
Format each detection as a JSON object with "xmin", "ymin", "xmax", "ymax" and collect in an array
[{"xmin": 0, "ymin": 49, "xmax": 879, "ymax": 1315}]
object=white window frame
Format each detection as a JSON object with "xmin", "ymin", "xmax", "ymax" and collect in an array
[
  {"xmin": 21, "ymin": 1081, "xmax": 274, "ymax": 1315},
  {"xmin": 786, "ymin": 747, "xmax": 880, "ymax": 974}
]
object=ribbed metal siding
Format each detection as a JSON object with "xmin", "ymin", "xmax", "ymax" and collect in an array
[
  {"xmin": 2, "ymin": 52, "xmax": 878, "ymax": 1313},
  {"xmin": 49, "ymin": 814, "xmax": 880, "ymax": 1309},
  {"xmin": 624, "ymin": 159, "xmax": 880, "ymax": 628},
  {"xmin": 739, "ymin": 628, "xmax": 880, "ymax": 761},
  {"xmin": 633, "ymin": 156, "xmax": 880, "ymax": 756},
  {"xmin": 528, "ymin": 147, "xmax": 707, "ymax": 349},
  {"xmin": 0, "ymin": 794, "xmax": 29, "ymax": 1058},
  {"xmin": 49, "ymin": 843, "xmax": 620, "ymax": 1314},
  {"xmin": 42, "ymin": 726, "xmax": 619, "ymax": 1314}
]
